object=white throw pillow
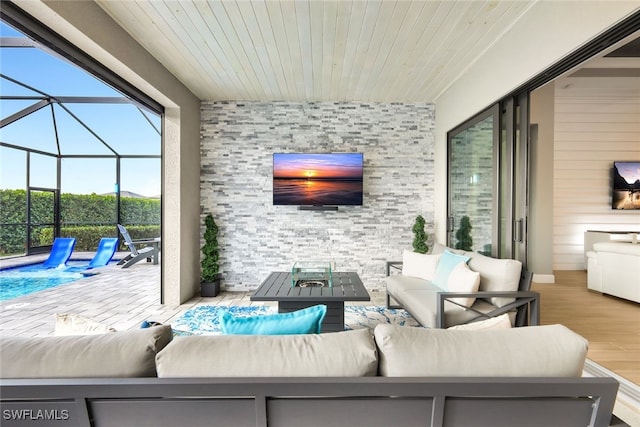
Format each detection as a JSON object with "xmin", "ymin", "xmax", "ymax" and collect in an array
[
  {"xmin": 401, "ymin": 250, "xmax": 440, "ymax": 281},
  {"xmin": 55, "ymin": 313, "xmax": 117, "ymax": 336},
  {"xmin": 445, "ymin": 262, "xmax": 480, "ymax": 308},
  {"xmin": 447, "ymin": 313, "xmax": 512, "ymax": 330}
]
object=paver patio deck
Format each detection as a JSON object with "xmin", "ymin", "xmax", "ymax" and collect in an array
[{"xmin": 0, "ymin": 254, "xmax": 384, "ymax": 337}]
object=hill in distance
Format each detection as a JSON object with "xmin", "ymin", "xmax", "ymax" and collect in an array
[{"xmin": 101, "ymin": 190, "xmax": 156, "ymax": 199}]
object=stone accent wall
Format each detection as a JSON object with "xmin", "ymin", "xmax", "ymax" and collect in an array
[{"xmin": 201, "ymin": 102, "xmax": 436, "ymax": 292}]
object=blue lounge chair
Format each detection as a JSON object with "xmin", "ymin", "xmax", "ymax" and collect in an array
[
  {"xmin": 64, "ymin": 237, "xmax": 119, "ymax": 272},
  {"xmin": 43, "ymin": 238, "xmax": 76, "ymax": 269}
]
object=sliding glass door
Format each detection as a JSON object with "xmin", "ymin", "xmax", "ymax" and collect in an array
[
  {"xmin": 448, "ymin": 94, "xmax": 530, "ymax": 265},
  {"xmin": 447, "ymin": 106, "xmax": 499, "ymax": 256}
]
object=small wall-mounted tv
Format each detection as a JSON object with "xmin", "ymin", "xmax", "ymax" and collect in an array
[
  {"xmin": 612, "ymin": 161, "xmax": 640, "ymax": 210},
  {"xmin": 273, "ymin": 153, "xmax": 363, "ymax": 206}
]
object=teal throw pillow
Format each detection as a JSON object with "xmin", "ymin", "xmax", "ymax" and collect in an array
[
  {"xmin": 219, "ymin": 304, "xmax": 327, "ymax": 335},
  {"xmin": 433, "ymin": 250, "xmax": 471, "ymax": 290}
]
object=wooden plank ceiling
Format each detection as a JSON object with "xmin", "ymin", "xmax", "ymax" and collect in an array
[{"xmin": 96, "ymin": 0, "xmax": 536, "ymax": 102}]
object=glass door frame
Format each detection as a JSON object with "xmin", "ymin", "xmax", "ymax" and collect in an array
[{"xmin": 512, "ymin": 92, "xmax": 530, "ymax": 265}]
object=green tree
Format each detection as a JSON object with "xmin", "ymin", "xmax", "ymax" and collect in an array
[
  {"xmin": 201, "ymin": 214, "xmax": 220, "ymax": 282},
  {"xmin": 411, "ymin": 215, "xmax": 429, "ymax": 254},
  {"xmin": 455, "ymin": 215, "xmax": 473, "ymax": 251}
]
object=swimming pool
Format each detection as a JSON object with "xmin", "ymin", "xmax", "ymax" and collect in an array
[{"xmin": 0, "ymin": 262, "xmax": 98, "ymax": 301}]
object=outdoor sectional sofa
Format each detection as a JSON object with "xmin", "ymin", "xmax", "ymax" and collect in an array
[
  {"xmin": 0, "ymin": 323, "xmax": 619, "ymax": 427},
  {"xmin": 386, "ymin": 243, "xmax": 539, "ymax": 328}
]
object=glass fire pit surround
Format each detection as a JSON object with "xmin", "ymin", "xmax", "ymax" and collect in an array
[{"xmin": 291, "ymin": 261, "xmax": 332, "ymax": 288}]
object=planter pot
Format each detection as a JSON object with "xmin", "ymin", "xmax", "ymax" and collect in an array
[{"xmin": 201, "ymin": 276, "xmax": 222, "ymax": 297}]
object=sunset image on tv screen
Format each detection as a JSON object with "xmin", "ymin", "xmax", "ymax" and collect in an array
[{"xmin": 273, "ymin": 153, "xmax": 363, "ymax": 206}]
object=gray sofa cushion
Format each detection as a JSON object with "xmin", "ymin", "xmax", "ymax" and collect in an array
[
  {"xmin": 374, "ymin": 324, "xmax": 588, "ymax": 377},
  {"xmin": 156, "ymin": 328, "xmax": 378, "ymax": 377},
  {"xmin": 0, "ymin": 325, "xmax": 173, "ymax": 378}
]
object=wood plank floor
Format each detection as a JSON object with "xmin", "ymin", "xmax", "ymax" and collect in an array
[{"xmin": 533, "ymin": 270, "xmax": 640, "ymax": 385}]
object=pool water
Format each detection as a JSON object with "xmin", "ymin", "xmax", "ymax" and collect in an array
[{"xmin": 0, "ymin": 262, "xmax": 98, "ymax": 301}]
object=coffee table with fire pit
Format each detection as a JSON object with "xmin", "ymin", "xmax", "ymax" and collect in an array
[{"xmin": 250, "ymin": 271, "xmax": 370, "ymax": 332}]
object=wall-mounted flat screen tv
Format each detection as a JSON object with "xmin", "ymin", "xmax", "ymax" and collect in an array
[
  {"xmin": 273, "ymin": 153, "xmax": 363, "ymax": 206},
  {"xmin": 612, "ymin": 161, "xmax": 640, "ymax": 210}
]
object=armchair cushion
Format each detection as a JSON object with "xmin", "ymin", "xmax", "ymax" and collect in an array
[
  {"xmin": 466, "ymin": 251, "xmax": 522, "ymax": 307},
  {"xmin": 386, "ymin": 276, "xmax": 497, "ymax": 328}
]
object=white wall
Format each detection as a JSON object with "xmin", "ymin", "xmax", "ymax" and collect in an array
[
  {"xmin": 434, "ymin": 2, "xmax": 640, "ymax": 269},
  {"xmin": 552, "ymin": 77, "xmax": 640, "ymax": 270}
]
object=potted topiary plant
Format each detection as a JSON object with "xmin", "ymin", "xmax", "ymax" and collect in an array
[
  {"xmin": 411, "ymin": 215, "xmax": 429, "ymax": 254},
  {"xmin": 201, "ymin": 213, "xmax": 222, "ymax": 297},
  {"xmin": 455, "ymin": 215, "xmax": 473, "ymax": 251}
]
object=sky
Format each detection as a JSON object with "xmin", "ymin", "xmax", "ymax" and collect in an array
[
  {"xmin": 615, "ymin": 161, "xmax": 640, "ymax": 184},
  {"xmin": 0, "ymin": 22, "xmax": 162, "ymax": 197},
  {"xmin": 273, "ymin": 153, "xmax": 363, "ymax": 180}
]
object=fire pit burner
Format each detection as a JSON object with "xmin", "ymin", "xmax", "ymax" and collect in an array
[{"xmin": 295, "ymin": 280, "xmax": 328, "ymax": 288}]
